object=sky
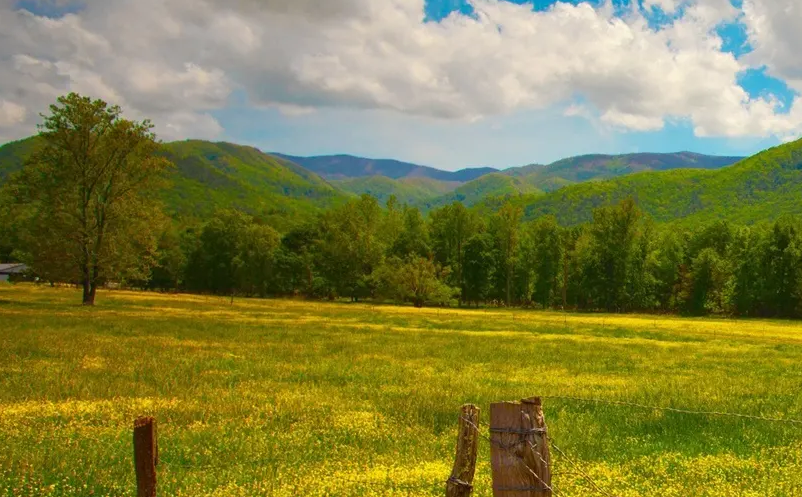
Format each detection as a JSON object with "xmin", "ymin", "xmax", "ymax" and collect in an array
[{"xmin": 1, "ymin": 0, "xmax": 801, "ymax": 170}]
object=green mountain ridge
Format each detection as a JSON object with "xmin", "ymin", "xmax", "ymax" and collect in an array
[
  {"xmin": 0, "ymin": 137, "xmax": 347, "ymax": 227},
  {"xmin": 425, "ymin": 151, "xmax": 743, "ymax": 209},
  {"xmin": 483, "ymin": 138, "xmax": 802, "ymax": 225},
  {"xmin": 2, "ymin": 134, "xmax": 779, "ymax": 228},
  {"xmin": 272, "ymin": 152, "xmax": 497, "ymax": 182},
  {"xmin": 331, "ymin": 175, "xmax": 460, "ymax": 205}
]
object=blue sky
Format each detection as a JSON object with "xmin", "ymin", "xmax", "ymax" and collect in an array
[{"xmin": 5, "ymin": 0, "xmax": 801, "ymax": 170}]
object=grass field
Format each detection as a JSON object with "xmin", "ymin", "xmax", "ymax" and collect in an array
[{"xmin": 2, "ymin": 284, "xmax": 802, "ymax": 496}]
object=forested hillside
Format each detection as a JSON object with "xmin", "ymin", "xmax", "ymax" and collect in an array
[
  {"xmin": 425, "ymin": 172, "xmax": 544, "ymax": 208},
  {"xmin": 159, "ymin": 141, "xmax": 345, "ymax": 220},
  {"xmin": 0, "ymin": 137, "xmax": 43, "ymax": 181},
  {"xmin": 492, "ymin": 138, "xmax": 802, "ymax": 225},
  {"xmin": 428, "ymin": 152, "xmax": 742, "ymax": 208},
  {"xmin": 0, "ymin": 138, "xmax": 347, "ymax": 226},
  {"xmin": 331, "ymin": 175, "xmax": 460, "ymax": 205}
]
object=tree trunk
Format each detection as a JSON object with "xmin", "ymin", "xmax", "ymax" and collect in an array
[
  {"xmin": 457, "ymin": 238, "xmax": 463, "ymax": 307},
  {"xmin": 506, "ymin": 264, "xmax": 512, "ymax": 307},
  {"xmin": 82, "ymin": 279, "xmax": 95, "ymax": 305}
]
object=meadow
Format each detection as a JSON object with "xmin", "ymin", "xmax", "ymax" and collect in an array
[{"xmin": 2, "ymin": 284, "xmax": 802, "ymax": 496}]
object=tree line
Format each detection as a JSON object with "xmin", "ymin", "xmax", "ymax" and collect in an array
[
  {"xmin": 134, "ymin": 195, "xmax": 802, "ymax": 318},
  {"xmin": 4, "ymin": 93, "xmax": 802, "ymax": 317}
]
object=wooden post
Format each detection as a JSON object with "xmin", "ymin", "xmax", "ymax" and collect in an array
[
  {"xmin": 446, "ymin": 404, "xmax": 480, "ymax": 497},
  {"xmin": 133, "ymin": 417, "xmax": 158, "ymax": 497},
  {"xmin": 490, "ymin": 399, "xmax": 551, "ymax": 497},
  {"xmin": 520, "ymin": 398, "xmax": 551, "ymax": 494}
]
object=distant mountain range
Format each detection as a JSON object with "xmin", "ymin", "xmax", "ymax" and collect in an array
[
  {"xmin": 272, "ymin": 153, "xmax": 496, "ymax": 182},
  {"xmin": 2, "ymin": 135, "xmax": 772, "ymax": 228},
  {"xmin": 426, "ymin": 151, "xmax": 744, "ymax": 208},
  {"xmin": 273, "ymin": 151, "xmax": 743, "ymax": 209}
]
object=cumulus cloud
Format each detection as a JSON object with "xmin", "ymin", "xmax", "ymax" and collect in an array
[
  {"xmin": 743, "ymin": 0, "xmax": 802, "ymax": 90},
  {"xmin": 0, "ymin": 0, "xmax": 802, "ymax": 143}
]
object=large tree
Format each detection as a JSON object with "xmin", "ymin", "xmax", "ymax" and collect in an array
[
  {"xmin": 526, "ymin": 216, "xmax": 563, "ymax": 309},
  {"xmin": 317, "ymin": 194, "xmax": 384, "ymax": 300},
  {"xmin": 429, "ymin": 202, "xmax": 478, "ymax": 305},
  {"xmin": 490, "ymin": 202, "xmax": 522, "ymax": 306},
  {"xmin": 185, "ymin": 210, "xmax": 280, "ymax": 299},
  {"xmin": 6, "ymin": 93, "xmax": 171, "ymax": 304},
  {"xmin": 586, "ymin": 198, "xmax": 642, "ymax": 311}
]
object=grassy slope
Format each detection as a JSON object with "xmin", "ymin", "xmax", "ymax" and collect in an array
[
  {"xmin": 3, "ymin": 285, "xmax": 802, "ymax": 496},
  {"xmin": 0, "ymin": 138, "xmax": 347, "ymax": 225},
  {"xmin": 480, "ymin": 138, "xmax": 802, "ymax": 225},
  {"xmin": 331, "ymin": 176, "xmax": 460, "ymax": 205}
]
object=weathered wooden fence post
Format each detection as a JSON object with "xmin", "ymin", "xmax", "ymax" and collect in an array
[
  {"xmin": 446, "ymin": 404, "xmax": 480, "ymax": 497},
  {"xmin": 133, "ymin": 416, "xmax": 158, "ymax": 497},
  {"xmin": 489, "ymin": 398, "xmax": 551, "ymax": 496}
]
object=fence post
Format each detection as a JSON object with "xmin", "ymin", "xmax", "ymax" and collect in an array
[
  {"xmin": 490, "ymin": 398, "xmax": 551, "ymax": 497},
  {"xmin": 133, "ymin": 416, "xmax": 158, "ymax": 497},
  {"xmin": 446, "ymin": 404, "xmax": 480, "ymax": 497}
]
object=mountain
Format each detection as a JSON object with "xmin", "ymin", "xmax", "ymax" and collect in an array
[
  {"xmin": 425, "ymin": 173, "xmax": 543, "ymax": 208},
  {"xmin": 331, "ymin": 176, "xmax": 460, "ymax": 205},
  {"xmin": 0, "ymin": 138, "xmax": 346, "ymax": 226},
  {"xmin": 425, "ymin": 152, "xmax": 744, "ymax": 208},
  {"xmin": 505, "ymin": 152, "xmax": 743, "ymax": 190},
  {"xmin": 0, "ymin": 136, "xmax": 43, "ymax": 181},
  {"xmin": 272, "ymin": 153, "xmax": 497, "ymax": 182},
  {"xmin": 485, "ymin": 139, "xmax": 802, "ymax": 226}
]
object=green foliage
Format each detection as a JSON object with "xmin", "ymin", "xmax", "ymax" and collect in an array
[
  {"xmin": 185, "ymin": 210, "xmax": 280, "ymax": 298},
  {"xmin": 426, "ymin": 152, "xmax": 739, "ymax": 209},
  {"xmin": 489, "ymin": 202, "xmax": 523, "ymax": 305},
  {"xmin": 491, "ymin": 138, "xmax": 802, "ymax": 226},
  {"xmin": 429, "ymin": 202, "xmax": 481, "ymax": 300},
  {"xmin": 316, "ymin": 195, "xmax": 385, "ymax": 301},
  {"xmin": 2, "ymin": 93, "xmax": 171, "ymax": 304},
  {"xmin": 524, "ymin": 216, "xmax": 563, "ymax": 308},
  {"xmin": 331, "ymin": 176, "xmax": 459, "ymax": 205},
  {"xmin": 462, "ymin": 233, "xmax": 494, "ymax": 305},
  {"xmin": 159, "ymin": 141, "xmax": 346, "ymax": 224},
  {"xmin": 427, "ymin": 173, "xmax": 543, "ymax": 209},
  {"xmin": 0, "ymin": 137, "xmax": 348, "ymax": 231},
  {"xmin": 374, "ymin": 256, "xmax": 457, "ymax": 307}
]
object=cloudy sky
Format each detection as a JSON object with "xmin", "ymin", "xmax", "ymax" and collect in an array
[{"xmin": 1, "ymin": 0, "xmax": 801, "ymax": 169}]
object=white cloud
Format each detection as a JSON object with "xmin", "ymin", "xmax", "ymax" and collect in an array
[
  {"xmin": 0, "ymin": 0, "xmax": 801, "ymax": 144},
  {"xmin": 743, "ymin": 0, "xmax": 802, "ymax": 90},
  {"xmin": 0, "ymin": 100, "xmax": 26, "ymax": 127}
]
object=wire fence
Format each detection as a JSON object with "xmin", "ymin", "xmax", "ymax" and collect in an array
[
  {"xmin": 544, "ymin": 395, "xmax": 802, "ymax": 426},
  {"xmin": 10, "ymin": 394, "xmax": 802, "ymax": 495}
]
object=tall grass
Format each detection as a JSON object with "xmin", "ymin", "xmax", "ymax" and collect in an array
[{"xmin": 2, "ymin": 284, "xmax": 802, "ymax": 496}]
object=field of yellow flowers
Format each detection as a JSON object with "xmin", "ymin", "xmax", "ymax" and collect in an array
[{"xmin": 2, "ymin": 284, "xmax": 802, "ymax": 496}]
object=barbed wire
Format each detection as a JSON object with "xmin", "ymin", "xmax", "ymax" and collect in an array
[
  {"xmin": 547, "ymin": 437, "xmax": 619, "ymax": 497},
  {"xmin": 462, "ymin": 415, "xmax": 560, "ymax": 496},
  {"xmin": 543, "ymin": 395, "xmax": 802, "ymax": 425}
]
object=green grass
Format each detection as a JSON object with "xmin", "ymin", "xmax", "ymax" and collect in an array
[{"xmin": 2, "ymin": 285, "xmax": 802, "ymax": 496}]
